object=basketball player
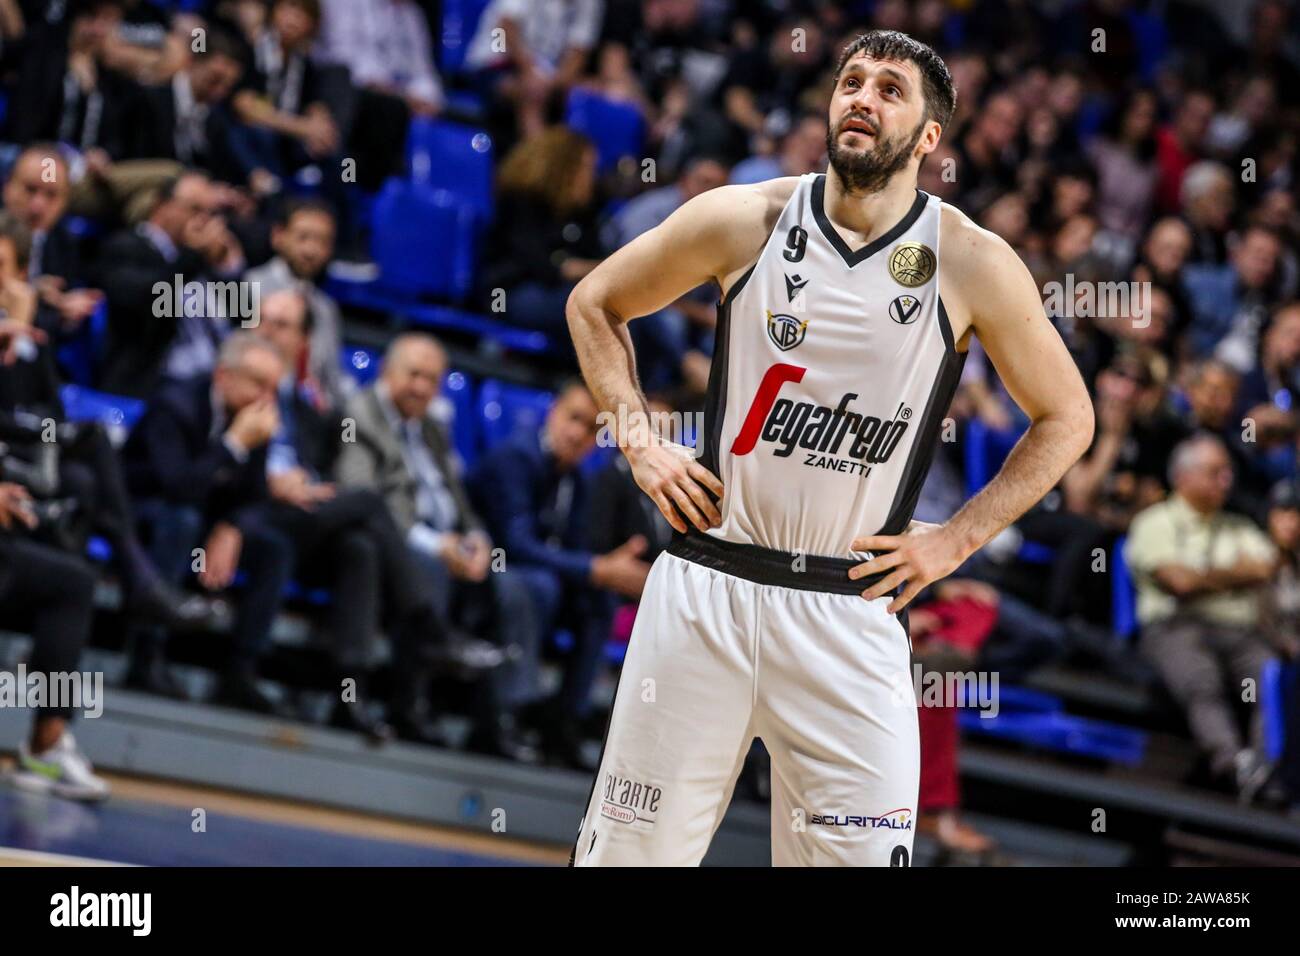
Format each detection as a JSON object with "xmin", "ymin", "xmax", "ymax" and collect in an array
[{"xmin": 565, "ymin": 30, "xmax": 1093, "ymax": 866}]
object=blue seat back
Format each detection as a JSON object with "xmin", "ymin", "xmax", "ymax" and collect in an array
[
  {"xmin": 478, "ymin": 379, "xmax": 554, "ymax": 450},
  {"xmin": 370, "ymin": 179, "xmax": 479, "ymax": 301},
  {"xmin": 406, "ymin": 118, "xmax": 494, "ymax": 224},
  {"xmin": 565, "ymin": 89, "xmax": 645, "ymax": 175}
]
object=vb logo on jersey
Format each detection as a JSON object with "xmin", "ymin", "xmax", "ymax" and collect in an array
[
  {"xmin": 889, "ymin": 294, "xmax": 922, "ymax": 325},
  {"xmin": 888, "ymin": 241, "xmax": 935, "ymax": 287},
  {"xmin": 766, "ymin": 309, "xmax": 809, "ymax": 351}
]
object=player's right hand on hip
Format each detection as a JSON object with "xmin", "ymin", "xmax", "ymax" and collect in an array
[{"xmin": 625, "ymin": 442, "xmax": 724, "ymax": 534}]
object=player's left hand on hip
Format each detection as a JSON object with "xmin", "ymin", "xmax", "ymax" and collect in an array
[{"xmin": 848, "ymin": 520, "xmax": 964, "ymax": 613}]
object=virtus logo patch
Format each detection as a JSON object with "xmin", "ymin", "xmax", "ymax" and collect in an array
[
  {"xmin": 766, "ymin": 309, "xmax": 808, "ymax": 351},
  {"xmin": 889, "ymin": 294, "xmax": 922, "ymax": 325}
]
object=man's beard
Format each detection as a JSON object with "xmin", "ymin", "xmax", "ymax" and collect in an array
[{"xmin": 826, "ymin": 115, "xmax": 926, "ymax": 195}]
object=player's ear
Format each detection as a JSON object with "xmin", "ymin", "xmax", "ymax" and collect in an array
[{"xmin": 915, "ymin": 120, "xmax": 943, "ymax": 157}]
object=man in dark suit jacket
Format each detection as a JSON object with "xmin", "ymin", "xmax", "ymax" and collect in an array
[
  {"xmin": 1, "ymin": 147, "xmax": 105, "ymax": 342},
  {"xmin": 96, "ymin": 169, "xmax": 246, "ymax": 397},
  {"xmin": 126, "ymin": 27, "xmax": 246, "ymax": 184},
  {"xmin": 123, "ymin": 332, "xmax": 292, "ymax": 712},
  {"xmin": 469, "ymin": 381, "xmax": 651, "ymax": 768},
  {"xmin": 252, "ymin": 292, "xmax": 505, "ymax": 743},
  {"xmin": 336, "ymin": 332, "xmax": 542, "ymax": 760}
]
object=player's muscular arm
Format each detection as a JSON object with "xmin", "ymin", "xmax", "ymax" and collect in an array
[
  {"xmin": 566, "ymin": 180, "xmax": 792, "ymax": 533},
  {"xmin": 852, "ymin": 214, "xmax": 1095, "ymax": 611}
]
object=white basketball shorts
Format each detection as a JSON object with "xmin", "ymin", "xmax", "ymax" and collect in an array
[{"xmin": 571, "ymin": 532, "xmax": 918, "ymax": 867}]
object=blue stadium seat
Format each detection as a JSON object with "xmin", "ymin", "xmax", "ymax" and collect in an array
[
  {"xmin": 59, "ymin": 384, "xmax": 145, "ymax": 439},
  {"xmin": 439, "ymin": 0, "xmax": 494, "ymax": 75},
  {"xmin": 478, "ymin": 378, "xmax": 554, "ymax": 450},
  {"xmin": 957, "ymin": 684, "xmax": 1148, "ymax": 765},
  {"xmin": 56, "ymin": 299, "xmax": 108, "ymax": 387},
  {"xmin": 1261, "ymin": 659, "xmax": 1294, "ymax": 763},
  {"xmin": 406, "ymin": 118, "xmax": 494, "ymax": 223},
  {"xmin": 441, "ymin": 369, "xmax": 479, "ymax": 468},
  {"xmin": 564, "ymin": 89, "xmax": 646, "ymax": 175},
  {"xmin": 340, "ymin": 346, "xmax": 382, "ymax": 386},
  {"xmin": 370, "ymin": 179, "xmax": 480, "ymax": 301},
  {"xmin": 323, "ymin": 278, "xmax": 553, "ymax": 355},
  {"xmin": 1111, "ymin": 534, "xmax": 1138, "ymax": 641},
  {"xmin": 963, "ymin": 417, "xmax": 1024, "ymax": 496}
]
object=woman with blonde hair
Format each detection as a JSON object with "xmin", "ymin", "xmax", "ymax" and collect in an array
[{"xmin": 480, "ymin": 127, "xmax": 602, "ymax": 340}]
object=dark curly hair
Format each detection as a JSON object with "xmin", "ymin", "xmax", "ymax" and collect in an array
[{"xmin": 833, "ymin": 30, "xmax": 957, "ymax": 132}]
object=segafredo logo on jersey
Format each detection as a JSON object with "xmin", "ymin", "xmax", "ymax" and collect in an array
[
  {"xmin": 730, "ymin": 363, "xmax": 911, "ymax": 476},
  {"xmin": 810, "ymin": 808, "xmax": 913, "ymax": 830}
]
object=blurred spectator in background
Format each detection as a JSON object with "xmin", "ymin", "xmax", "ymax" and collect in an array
[
  {"xmin": 122, "ymin": 333, "xmax": 292, "ymax": 711},
  {"xmin": 1189, "ymin": 225, "xmax": 1285, "ymax": 369},
  {"xmin": 471, "ymin": 381, "xmax": 646, "ymax": 767},
  {"xmin": 1, "ymin": 145, "xmax": 105, "ymax": 339},
  {"xmin": 229, "ymin": 0, "xmax": 340, "ymax": 194},
  {"xmin": 128, "ymin": 26, "xmax": 246, "ymax": 186},
  {"xmin": 465, "ymin": 0, "xmax": 603, "ymax": 143},
  {"xmin": 0, "ymin": 478, "xmax": 107, "ymax": 802},
  {"xmin": 0, "ymin": 211, "xmax": 213, "ymax": 633},
  {"xmin": 603, "ymin": 153, "xmax": 727, "ymax": 393},
  {"xmin": 1087, "ymin": 88, "xmax": 1159, "ymax": 241},
  {"xmin": 244, "ymin": 196, "xmax": 350, "ymax": 408},
  {"xmin": 729, "ymin": 112, "xmax": 827, "ymax": 185},
  {"xmin": 1126, "ymin": 434, "xmax": 1279, "ymax": 800},
  {"xmin": 313, "ymin": 0, "xmax": 441, "ymax": 190},
  {"xmin": 1156, "ymin": 89, "xmax": 1215, "ymax": 215},
  {"xmin": 252, "ymin": 292, "xmax": 506, "ymax": 742},
  {"xmin": 335, "ymin": 333, "xmax": 541, "ymax": 760},
  {"xmin": 96, "ymin": 169, "xmax": 244, "ymax": 396},
  {"xmin": 1261, "ymin": 479, "xmax": 1300, "ymax": 809},
  {"xmin": 483, "ymin": 127, "xmax": 601, "ymax": 344}
]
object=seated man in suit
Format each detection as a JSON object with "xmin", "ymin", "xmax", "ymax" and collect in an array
[
  {"xmin": 126, "ymin": 26, "xmax": 246, "ymax": 185},
  {"xmin": 470, "ymin": 381, "xmax": 651, "ymax": 768},
  {"xmin": 243, "ymin": 197, "xmax": 351, "ymax": 409},
  {"xmin": 253, "ymin": 291, "xmax": 505, "ymax": 744},
  {"xmin": 336, "ymin": 332, "xmax": 542, "ymax": 761},
  {"xmin": 96, "ymin": 169, "xmax": 245, "ymax": 396},
  {"xmin": 122, "ymin": 332, "xmax": 294, "ymax": 712},
  {"xmin": 2, "ymin": 146, "xmax": 105, "ymax": 341},
  {"xmin": 0, "ymin": 210, "xmax": 211, "ymax": 633}
]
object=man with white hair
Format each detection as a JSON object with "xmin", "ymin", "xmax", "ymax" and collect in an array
[{"xmin": 1125, "ymin": 433, "xmax": 1280, "ymax": 800}]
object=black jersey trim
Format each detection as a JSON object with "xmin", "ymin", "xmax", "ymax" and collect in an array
[
  {"xmin": 811, "ymin": 175, "xmax": 929, "ymax": 268},
  {"xmin": 877, "ymin": 327, "xmax": 967, "ymax": 537}
]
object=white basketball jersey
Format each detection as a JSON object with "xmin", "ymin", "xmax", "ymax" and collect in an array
[{"xmin": 698, "ymin": 172, "xmax": 966, "ymax": 560}]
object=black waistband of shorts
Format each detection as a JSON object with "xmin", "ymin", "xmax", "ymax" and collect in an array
[{"xmin": 665, "ymin": 530, "xmax": 885, "ymax": 596}]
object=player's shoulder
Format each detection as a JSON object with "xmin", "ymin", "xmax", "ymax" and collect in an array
[
  {"xmin": 937, "ymin": 199, "xmax": 1038, "ymax": 318},
  {"xmin": 685, "ymin": 176, "xmax": 800, "ymax": 230},
  {"xmin": 938, "ymin": 201, "xmax": 1018, "ymax": 274}
]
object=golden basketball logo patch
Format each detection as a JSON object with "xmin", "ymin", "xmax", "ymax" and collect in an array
[{"xmin": 888, "ymin": 241, "xmax": 935, "ymax": 287}]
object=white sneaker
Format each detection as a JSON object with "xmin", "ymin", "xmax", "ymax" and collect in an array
[{"xmin": 12, "ymin": 732, "xmax": 110, "ymax": 802}]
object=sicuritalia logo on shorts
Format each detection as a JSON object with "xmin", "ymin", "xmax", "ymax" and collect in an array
[{"xmin": 730, "ymin": 363, "xmax": 912, "ymax": 478}]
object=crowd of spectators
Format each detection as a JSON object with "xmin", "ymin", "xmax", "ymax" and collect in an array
[{"xmin": 0, "ymin": 0, "xmax": 1299, "ymax": 852}]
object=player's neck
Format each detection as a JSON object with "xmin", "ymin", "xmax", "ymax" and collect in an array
[{"xmin": 822, "ymin": 168, "xmax": 920, "ymax": 249}]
